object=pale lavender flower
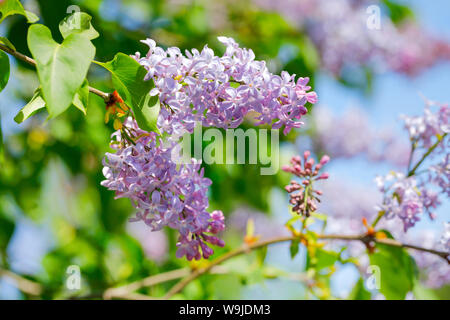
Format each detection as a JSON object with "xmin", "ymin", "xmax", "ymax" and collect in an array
[
  {"xmin": 440, "ymin": 222, "xmax": 450, "ymax": 253},
  {"xmin": 132, "ymin": 37, "xmax": 316, "ymax": 136},
  {"xmin": 102, "ymin": 118, "xmax": 225, "ymax": 260},
  {"xmin": 311, "ymin": 106, "xmax": 409, "ymax": 167},
  {"xmin": 254, "ymin": 0, "xmax": 450, "ymax": 76}
]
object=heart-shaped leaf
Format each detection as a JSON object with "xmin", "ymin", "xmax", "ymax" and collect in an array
[
  {"xmin": 95, "ymin": 53, "xmax": 159, "ymax": 133},
  {"xmin": 0, "ymin": 0, "xmax": 38, "ymax": 24},
  {"xmin": 59, "ymin": 12, "xmax": 99, "ymax": 40},
  {"xmin": 27, "ymin": 24, "xmax": 95, "ymax": 118}
]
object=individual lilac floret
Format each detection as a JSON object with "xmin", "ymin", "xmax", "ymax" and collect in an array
[
  {"xmin": 101, "ymin": 118, "xmax": 225, "ymax": 260},
  {"xmin": 132, "ymin": 37, "xmax": 316, "ymax": 136},
  {"xmin": 282, "ymin": 151, "xmax": 330, "ymax": 217}
]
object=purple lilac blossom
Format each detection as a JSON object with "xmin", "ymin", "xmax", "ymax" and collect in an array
[
  {"xmin": 254, "ymin": 0, "xmax": 450, "ymax": 76},
  {"xmin": 101, "ymin": 118, "xmax": 225, "ymax": 260},
  {"xmin": 311, "ymin": 106, "xmax": 410, "ymax": 167},
  {"xmin": 440, "ymin": 222, "xmax": 450, "ymax": 253},
  {"xmin": 429, "ymin": 155, "xmax": 450, "ymax": 197},
  {"xmin": 132, "ymin": 37, "xmax": 317, "ymax": 136},
  {"xmin": 401, "ymin": 99, "xmax": 450, "ymax": 149}
]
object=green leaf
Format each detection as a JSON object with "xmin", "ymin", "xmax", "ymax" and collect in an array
[
  {"xmin": 0, "ymin": 214, "xmax": 15, "ymax": 251},
  {"xmin": 0, "ymin": 0, "xmax": 38, "ymax": 24},
  {"xmin": 14, "ymin": 88, "xmax": 46, "ymax": 123},
  {"xmin": 72, "ymin": 79, "xmax": 89, "ymax": 115},
  {"xmin": 0, "ymin": 36, "xmax": 16, "ymax": 50},
  {"xmin": 369, "ymin": 242, "xmax": 418, "ymax": 300},
  {"xmin": 0, "ymin": 50, "xmax": 9, "ymax": 92},
  {"xmin": 59, "ymin": 12, "xmax": 99, "ymax": 40},
  {"xmin": 27, "ymin": 24, "xmax": 95, "ymax": 118},
  {"xmin": 348, "ymin": 277, "xmax": 372, "ymax": 300},
  {"xmin": 24, "ymin": 10, "xmax": 39, "ymax": 23},
  {"xmin": 383, "ymin": 0, "xmax": 415, "ymax": 24},
  {"xmin": 94, "ymin": 53, "xmax": 159, "ymax": 132},
  {"xmin": 306, "ymin": 247, "xmax": 339, "ymax": 271},
  {"xmin": 0, "ymin": 113, "xmax": 3, "ymax": 162},
  {"xmin": 413, "ymin": 284, "xmax": 450, "ymax": 300},
  {"xmin": 315, "ymin": 248, "xmax": 339, "ymax": 271},
  {"xmin": 290, "ymin": 239, "xmax": 300, "ymax": 259}
]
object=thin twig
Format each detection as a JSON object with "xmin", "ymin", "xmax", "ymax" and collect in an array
[
  {"xmin": 408, "ymin": 133, "xmax": 447, "ymax": 177},
  {"xmin": 103, "ymin": 268, "xmax": 190, "ymax": 299},
  {"xmin": 163, "ymin": 233, "xmax": 449, "ymax": 299},
  {"xmin": 0, "ymin": 43, "xmax": 110, "ymax": 101},
  {"xmin": 0, "ymin": 268, "xmax": 42, "ymax": 296}
]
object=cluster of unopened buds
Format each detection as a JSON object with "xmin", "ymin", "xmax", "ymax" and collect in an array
[{"xmin": 282, "ymin": 151, "xmax": 330, "ymax": 217}]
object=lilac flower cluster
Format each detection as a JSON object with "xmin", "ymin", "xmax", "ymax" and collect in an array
[
  {"xmin": 282, "ymin": 151, "xmax": 330, "ymax": 217},
  {"xmin": 101, "ymin": 118, "xmax": 225, "ymax": 260},
  {"xmin": 311, "ymin": 106, "xmax": 410, "ymax": 167},
  {"xmin": 132, "ymin": 37, "xmax": 317, "ymax": 136},
  {"xmin": 375, "ymin": 172, "xmax": 441, "ymax": 232},
  {"xmin": 371, "ymin": 100, "xmax": 449, "ymax": 232},
  {"xmin": 402, "ymin": 99, "xmax": 449, "ymax": 149},
  {"xmin": 254, "ymin": 0, "xmax": 450, "ymax": 76},
  {"xmin": 429, "ymin": 155, "xmax": 450, "ymax": 197}
]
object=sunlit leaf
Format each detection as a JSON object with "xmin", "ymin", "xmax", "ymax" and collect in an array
[
  {"xmin": 72, "ymin": 79, "xmax": 89, "ymax": 115},
  {"xmin": 27, "ymin": 24, "xmax": 95, "ymax": 118},
  {"xmin": 94, "ymin": 53, "xmax": 159, "ymax": 133},
  {"xmin": 0, "ymin": 0, "xmax": 38, "ymax": 24},
  {"xmin": 59, "ymin": 12, "xmax": 99, "ymax": 40},
  {"xmin": 369, "ymin": 241, "xmax": 418, "ymax": 300},
  {"xmin": 14, "ymin": 88, "xmax": 46, "ymax": 123}
]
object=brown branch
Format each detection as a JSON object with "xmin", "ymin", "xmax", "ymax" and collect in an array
[
  {"xmin": 103, "ymin": 268, "xmax": 190, "ymax": 300},
  {"xmin": 0, "ymin": 43, "xmax": 110, "ymax": 101},
  {"xmin": 163, "ymin": 233, "xmax": 449, "ymax": 299},
  {"xmin": 0, "ymin": 268, "xmax": 42, "ymax": 296}
]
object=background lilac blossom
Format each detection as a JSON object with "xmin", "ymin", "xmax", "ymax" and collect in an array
[{"xmin": 254, "ymin": 0, "xmax": 450, "ymax": 76}]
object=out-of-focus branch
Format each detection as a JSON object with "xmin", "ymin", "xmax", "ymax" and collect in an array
[
  {"xmin": 163, "ymin": 233, "xmax": 449, "ymax": 299},
  {"xmin": 0, "ymin": 268, "xmax": 42, "ymax": 296},
  {"xmin": 0, "ymin": 43, "xmax": 110, "ymax": 101},
  {"xmin": 103, "ymin": 268, "xmax": 190, "ymax": 300}
]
